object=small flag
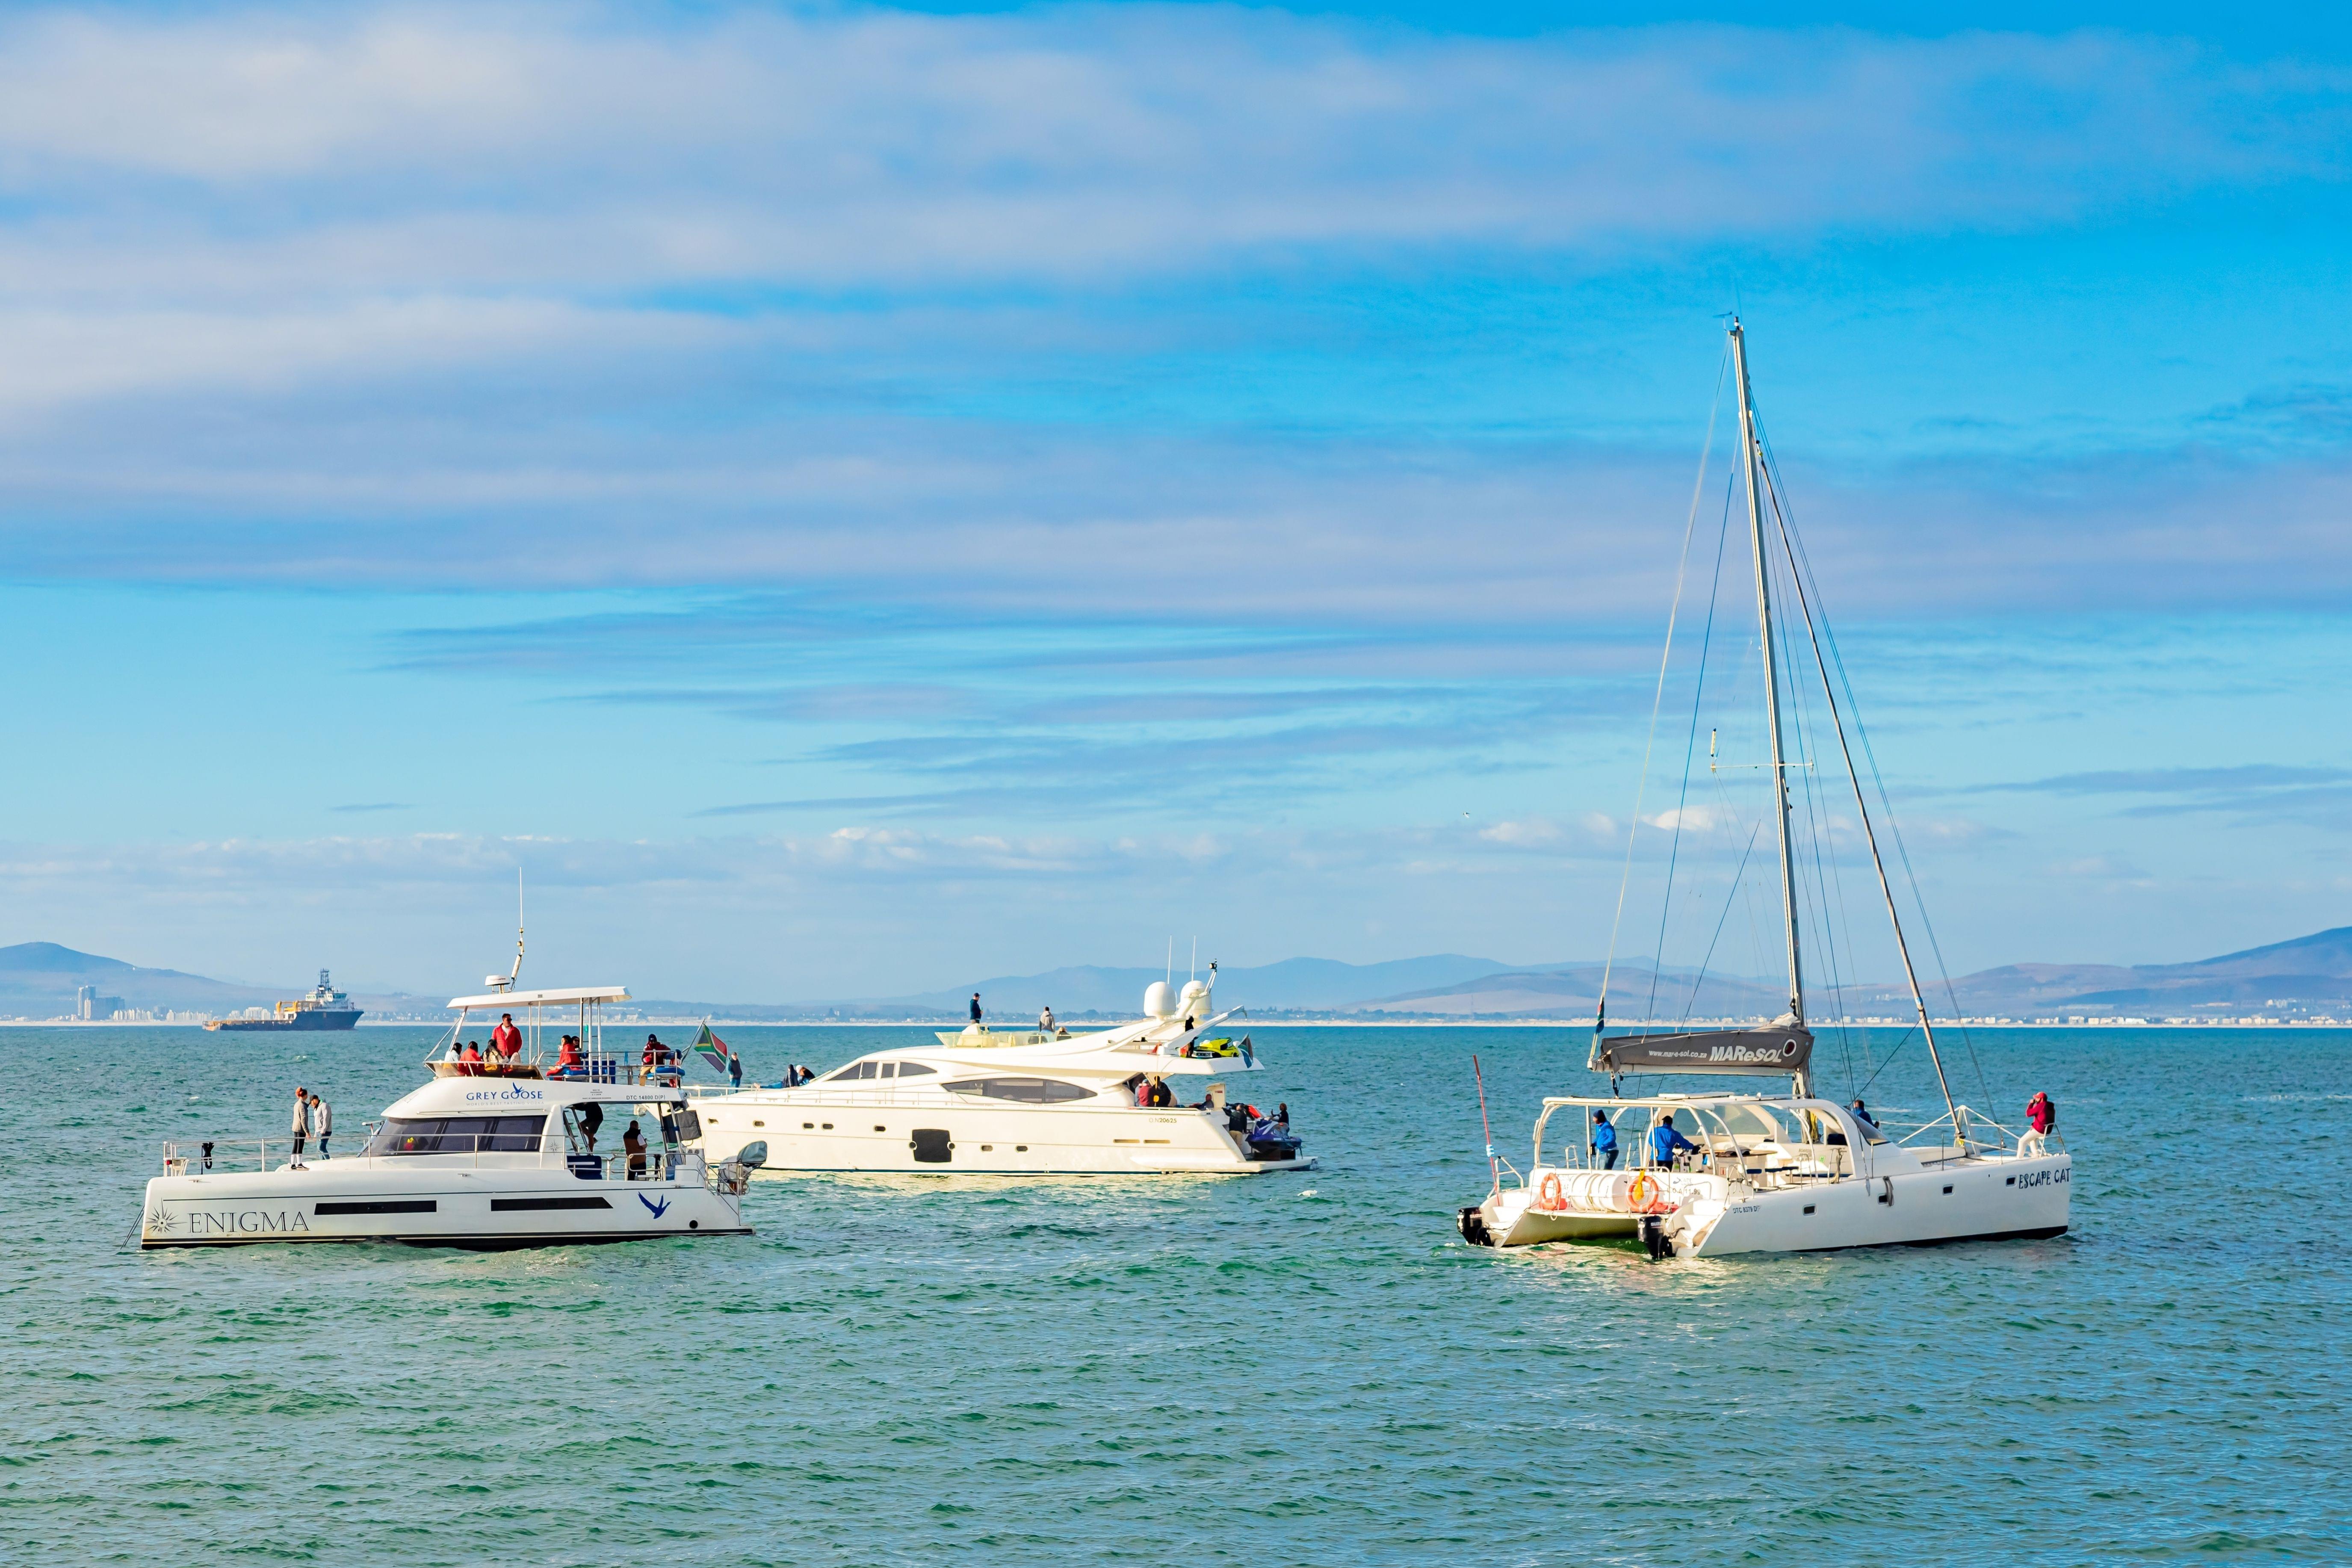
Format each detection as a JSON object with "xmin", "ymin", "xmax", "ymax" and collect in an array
[{"xmin": 692, "ymin": 1020, "xmax": 732, "ymax": 1072}]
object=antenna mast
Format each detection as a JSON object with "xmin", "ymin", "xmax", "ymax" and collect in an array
[{"xmin": 1732, "ymin": 319, "xmax": 1805, "ymax": 1030}]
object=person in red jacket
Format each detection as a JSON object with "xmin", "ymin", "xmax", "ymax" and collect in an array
[
  {"xmin": 491, "ymin": 1013, "xmax": 523, "ymax": 1062},
  {"xmin": 2027, "ymin": 1092, "xmax": 2056, "ymax": 1136}
]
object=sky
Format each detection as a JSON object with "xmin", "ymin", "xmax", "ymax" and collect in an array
[{"xmin": 0, "ymin": 0, "xmax": 2347, "ymax": 1002}]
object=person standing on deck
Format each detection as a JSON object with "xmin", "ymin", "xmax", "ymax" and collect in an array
[
  {"xmin": 289, "ymin": 1088, "xmax": 311, "ymax": 1169},
  {"xmin": 1591, "ymin": 1110, "xmax": 1619, "ymax": 1170},
  {"xmin": 491, "ymin": 1012, "xmax": 522, "ymax": 1062},
  {"xmin": 969, "ymin": 993, "xmax": 983, "ymax": 1024},
  {"xmin": 312, "ymin": 1091, "xmax": 333, "ymax": 1159},
  {"xmin": 1647, "ymin": 1113, "xmax": 1699, "ymax": 1170},
  {"xmin": 1040, "ymin": 1005, "xmax": 1055, "ymax": 1032}
]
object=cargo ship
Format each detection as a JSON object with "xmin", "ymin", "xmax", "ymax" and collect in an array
[{"xmin": 204, "ymin": 970, "xmax": 364, "ymax": 1031}]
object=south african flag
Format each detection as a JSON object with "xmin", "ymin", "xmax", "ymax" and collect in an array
[{"xmin": 692, "ymin": 1019, "xmax": 733, "ymax": 1073}]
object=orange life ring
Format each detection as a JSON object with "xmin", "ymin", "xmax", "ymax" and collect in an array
[
  {"xmin": 1627, "ymin": 1172, "xmax": 1657, "ymax": 1210},
  {"xmin": 1536, "ymin": 1172, "xmax": 1565, "ymax": 1211}
]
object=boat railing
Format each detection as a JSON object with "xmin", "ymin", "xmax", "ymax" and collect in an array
[
  {"xmin": 160, "ymin": 1134, "xmax": 696, "ymax": 1181},
  {"xmin": 1891, "ymin": 1104, "xmax": 2055, "ymax": 1160},
  {"xmin": 429, "ymin": 1054, "xmax": 684, "ymax": 1087},
  {"xmin": 680, "ymin": 1084, "xmax": 1132, "ymax": 1108}
]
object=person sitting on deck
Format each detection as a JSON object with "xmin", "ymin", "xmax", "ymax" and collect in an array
[
  {"xmin": 443, "ymin": 1037, "xmax": 464, "ymax": 1069},
  {"xmin": 623, "ymin": 1120, "xmax": 648, "ymax": 1180},
  {"xmin": 1648, "ymin": 1113, "xmax": 1701, "ymax": 1169},
  {"xmin": 642, "ymin": 1034, "xmax": 681, "ymax": 1085},
  {"xmin": 492, "ymin": 1012, "xmax": 522, "ymax": 1060},
  {"xmin": 461, "ymin": 1041, "xmax": 484, "ymax": 1074},
  {"xmin": 551, "ymin": 1035, "xmax": 585, "ymax": 1079},
  {"xmin": 1040, "ymin": 1005, "xmax": 1056, "ymax": 1031},
  {"xmin": 1591, "ymin": 1110, "xmax": 1620, "ymax": 1170}
]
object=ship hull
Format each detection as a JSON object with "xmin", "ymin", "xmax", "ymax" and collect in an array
[{"xmin": 205, "ymin": 1010, "xmax": 363, "ymax": 1031}]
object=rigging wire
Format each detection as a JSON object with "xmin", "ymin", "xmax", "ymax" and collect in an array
[
  {"xmin": 1595, "ymin": 343, "xmax": 1730, "ymax": 1044},
  {"xmin": 1645, "ymin": 463, "xmax": 1740, "ymax": 1026},
  {"xmin": 1749, "ymin": 421, "xmax": 1962, "ymax": 1128},
  {"xmin": 1759, "ymin": 434, "xmax": 1998, "ymax": 1112},
  {"xmin": 1684, "ymin": 820, "xmax": 1765, "ymax": 1019}
]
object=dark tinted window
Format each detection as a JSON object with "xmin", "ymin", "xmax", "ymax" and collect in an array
[
  {"xmin": 828, "ymin": 1061, "xmax": 878, "ymax": 1081},
  {"xmin": 363, "ymin": 1115, "xmax": 545, "ymax": 1155},
  {"xmin": 943, "ymin": 1077, "xmax": 1092, "ymax": 1104},
  {"xmin": 894, "ymin": 1062, "xmax": 936, "ymax": 1078}
]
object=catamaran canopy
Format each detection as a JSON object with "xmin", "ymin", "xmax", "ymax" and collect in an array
[{"xmin": 445, "ymin": 986, "xmax": 631, "ymax": 1010}]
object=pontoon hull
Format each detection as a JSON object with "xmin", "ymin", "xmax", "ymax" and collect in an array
[
  {"xmin": 139, "ymin": 1161, "xmax": 750, "ymax": 1249},
  {"xmin": 1469, "ymin": 1152, "xmax": 2071, "ymax": 1257}
]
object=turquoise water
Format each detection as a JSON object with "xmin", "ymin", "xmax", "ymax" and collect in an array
[{"xmin": 5, "ymin": 1024, "xmax": 2343, "ymax": 1565}]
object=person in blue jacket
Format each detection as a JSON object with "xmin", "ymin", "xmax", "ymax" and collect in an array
[
  {"xmin": 1649, "ymin": 1113, "xmax": 1701, "ymax": 1169},
  {"xmin": 1590, "ymin": 1110, "xmax": 1620, "ymax": 1170}
]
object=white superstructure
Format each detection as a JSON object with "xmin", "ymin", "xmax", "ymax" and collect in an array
[
  {"xmin": 139, "ymin": 982, "xmax": 755, "ymax": 1249},
  {"xmin": 691, "ymin": 971, "xmax": 1313, "ymax": 1176}
]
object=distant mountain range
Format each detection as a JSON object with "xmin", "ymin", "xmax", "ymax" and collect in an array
[{"xmin": 9, "ymin": 924, "xmax": 2352, "ymax": 1022}]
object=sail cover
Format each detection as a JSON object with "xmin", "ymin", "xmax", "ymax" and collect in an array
[{"xmin": 1592, "ymin": 1027, "xmax": 1812, "ymax": 1077}]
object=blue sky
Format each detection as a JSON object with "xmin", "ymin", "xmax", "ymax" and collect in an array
[{"xmin": 0, "ymin": 0, "xmax": 2347, "ymax": 1001}]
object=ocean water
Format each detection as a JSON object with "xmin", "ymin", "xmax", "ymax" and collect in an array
[{"xmin": 3, "ymin": 1023, "xmax": 2343, "ymax": 1566}]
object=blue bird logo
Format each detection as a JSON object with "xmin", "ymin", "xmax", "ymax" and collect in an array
[{"xmin": 638, "ymin": 1194, "xmax": 671, "ymax": 1218}]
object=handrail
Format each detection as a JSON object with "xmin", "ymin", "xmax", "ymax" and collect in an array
[{"xmin": 158, "ymin": 1135, "xmax": 710, "ymax": 1186}]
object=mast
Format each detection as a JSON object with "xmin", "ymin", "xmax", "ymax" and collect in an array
[{"xmin": 1732, "ymin": 319, "xmax": 1805, "ymax": 1029}]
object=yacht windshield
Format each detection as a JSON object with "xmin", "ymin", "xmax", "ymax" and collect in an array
[{"xmin": 363, "ymin": 1115, "xmax": 547, "ymax": 1155}]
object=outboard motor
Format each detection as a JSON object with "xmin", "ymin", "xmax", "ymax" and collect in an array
[
  {"xmin": 1637, "ymin": 1214, "xmax": 1672, "ymax": 1260},
  {"xmin": 1458, "ymin": 1205, "xmax": 1495, "ymax": 1248},
  {"xmin": 717, "ymin": 1140, "xmax": 768, "ymax": 1196}
]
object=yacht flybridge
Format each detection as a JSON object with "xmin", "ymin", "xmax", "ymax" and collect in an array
[
  {"xmin": 691, "ymin": 968, "xmax": 1313, "ymax": 1175},
  {"xmin": 140, "ymin": 980, "xmax": 757, "ymax": 1249},
  {"xmin": 1461, "ymin": 321, "xmax": 2071, "ymax": 1258}
]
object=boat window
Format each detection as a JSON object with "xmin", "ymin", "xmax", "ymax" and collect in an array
[
  {"xmin": 894, "ymin": 1062, "xmax": 936, "ymax": 1078},
  {"xmin": 943, "ymin": 1077, "xmax": 1092, "ymax": 1104},
  {"xmin": 827, "ymin": 1061, "xmax": 878, "ymax": 1081},
  {"xmin": 877, "ymin": 1063, "xmax": 896, "ymax": 1079},
  {"xmin": 362, "ymin": 1115, "xmax": 547, "ymax": 1155}
]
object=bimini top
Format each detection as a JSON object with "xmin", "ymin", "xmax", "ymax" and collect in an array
[{"xmin": 445, "ymin": 985, "xmax": 632, "ymax": 1011}]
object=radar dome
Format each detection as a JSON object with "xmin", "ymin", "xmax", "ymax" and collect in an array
[
  {"xmin": 1143, "ymin": 980, "xmax": 1175, "ymax": 1019},
  {"xmin": 1179, "ymin": 979, "xmax": 1211, "ymax": 1012}
]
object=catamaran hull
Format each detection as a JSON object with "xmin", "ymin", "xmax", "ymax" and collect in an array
[
  {"xmin": 139, "ymin": 1163, "xmax": 751, "ymax": 1249},
  {"xmin": 1467, "ymin": 1153, "xmax": 2071, "ymax": 1257}
]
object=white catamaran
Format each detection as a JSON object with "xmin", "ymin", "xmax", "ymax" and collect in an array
[{"xmin": 1460, "ymin": 320, "xmax": 2071, "ymax": 1258}]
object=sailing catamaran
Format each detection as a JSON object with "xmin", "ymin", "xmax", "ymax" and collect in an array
[{"xmin": 1460, "ymin": 321, "xmax": 2071, "ymax": 1258}]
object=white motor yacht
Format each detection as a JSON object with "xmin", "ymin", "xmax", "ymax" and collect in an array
[
  {"xmin": 691, "ymin": 969, "xmax": 1313, "ymax": 1175},
  {"xmin": 1462, "ymin": 319, "xmax": 2073, "ymax": 1259},
  {"xmin": 140, "ymin": 983, "xmax": 757, "ymax": 1249}
]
